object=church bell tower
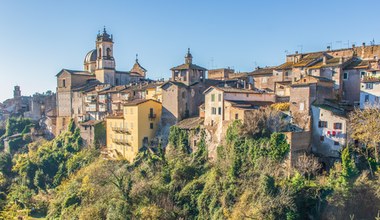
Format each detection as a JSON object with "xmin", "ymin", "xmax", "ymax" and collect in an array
[{"xmin": 94, "ymin": 27, "xmax": 116, "ymax": 85}]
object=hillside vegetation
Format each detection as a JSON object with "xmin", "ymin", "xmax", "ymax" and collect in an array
[{"xmin": 0, "ymin": 113, "xmax": 380, "ymax": 219}]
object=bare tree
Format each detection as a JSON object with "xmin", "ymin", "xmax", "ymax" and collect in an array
[
  {"xmin": 349, "ymin": 106, "xmax": 380, "ymax": 163},
  {"xmin": 241, "ymin": 107, "xmax": 288, "ymax": 138},
  {"xmin": 294, "ymin": 153, "xmax": 321, "ymax": 180}
]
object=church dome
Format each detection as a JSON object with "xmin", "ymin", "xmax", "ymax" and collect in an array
[{"xmin": 84, "ymin": 49, "xmax": 97, "ymax": 64}]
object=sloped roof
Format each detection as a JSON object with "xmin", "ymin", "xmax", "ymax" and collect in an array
[
  {"xmin": 171, "ymin": 63, "xmax": 207, "ymax": 71},
  {"xmin": 123, "ymin": 99, "xmax": 161, "ymax": 106},
  {"xmin": 275, "ymin": 62, "xmax": 293, "ymax": 70},
  {"xmin": 203, "ymin": 86, "xmax": 261, "ymax": 94},
  {"xmin": 292, "ymin": 53, "xmax": 324, "ymax": 67},
  {"xmin": 343, "ymin": 59, "xmax": 370, "ymax": 70},
  {"xmin": 248, "ymin": 67, "xmax": 275, "ymax": 76},
  {"xmin": 56, "ymin": 69, "xmax": 94, "ymax": 77},
  {"xmin": 176, "ymin": 117, "xmax": 204, "ymax": 130},
  {"xmin": 291, "ymin": 75, "xmax": 334, "ymax": 87},
  {"xmin": 225, "ymin": 100, "xmax": 273, "ymax": 109}
]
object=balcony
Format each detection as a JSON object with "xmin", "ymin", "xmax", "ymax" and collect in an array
[
  {"xmin": 112, "ymin": 127, "xmax": 130, "ymax": 134},
  {"xmin": 99, "ymin": 105, "xmax": 107, "ymax": 112},
  {"xmin": 112, "ymin": 138, "xmax": 131, "ymax": 146},
  {"xmin": 85, "ymin": 96, "xmax": 97, "ymax": 103},
  {"xmin": 85, "ymin": 106, "xmax": 97, "ymax": 112},
  {"xmin": 148, "ymin": 113, "xmax": 156, "ymax": 119}
]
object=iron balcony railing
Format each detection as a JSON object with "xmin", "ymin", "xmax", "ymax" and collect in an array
[
  {"xmin": 112, "ymin": 127, "xmax": 131, "ymax": 134},
  {"xmin": 112, "ymin": 138, "xmax": 131, "ymax": 146}
]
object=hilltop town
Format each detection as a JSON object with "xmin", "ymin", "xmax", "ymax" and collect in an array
[
  {"xmin": 2, "ymin": 29, "xmax": 379, "ymax": 166},
  {"xmin": 1, "ymin": 29, "xmax": 380, "ymax": 219}
]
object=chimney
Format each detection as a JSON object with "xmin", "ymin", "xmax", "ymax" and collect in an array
[
  {"xmin": 352, "ymin": 44, "xmax": 356, "ymax": 48},
  {"xmin": 362, "ymin": 42, "xmax": 366, "ymax": 47},
  {"xmin": 295, "ymin": 51, "xmax": 298, "ymax": 54},
  {"xmin": 327, "ymin": 46, "xmax": 331, "ymax": 51},
  {"xmin": 323, "ymin": 56, "xmax": 327, "ymax": 65},
  {"xmin": 236, "ymin": 83, "xmax": 240, "ymax": 89},
  {"xmin": 339, "ymin": 57, "xmax": 344, "ymax": 64},
  {"xmin": 243, "ymin": 80, "xmax": 247, "ymax": 89},
  {"xmin": 248, "ymin": 83, "xmax": 253, "ymax": 90}
]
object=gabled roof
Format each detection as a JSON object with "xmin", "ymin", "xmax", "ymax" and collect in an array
[
  {"xmin": 343, "ymin": 59, "xmax": 370, "ymax": 70},
  {"xmin": 275, "ymin": 62, "xmax": 293, "ymax": 70},
  {"xmin": 56, "ymin": 69, "xmax": 94, "ymax": 77},
  {"xmin": 225, "ymin": 100, "xmax": 273, "ymax": 109},
  {"xmin": 291, "ymin": 75, "xmax": 334, "ymax": 87},
  {"xmin": 171, "ymin": 63, "xmax": 207, "ymax": 71},
  {"xmin": 248, "ymin": 67, "xmax": 275, "ymax": 76},
  {"xmin": 123, "ymin": 99, "xmax": 161, "ymax": 106},
  {"xmin": 203, "ymin": 86, "xmax": 261, "ymax": 94},
  {"xmin": 176, "ymin": 117, "xmax": 204, "ymax": 130},
  {"xmin": 292, "ymin": 53, "xmax": 324, "ymax": 68},
  {"xmin": 160, "ymin": 81, "xmax": 188, "ymax": 90},
  {"xmin": 312, "ymin": 101, "xmax": 348, "ymax": 118}
]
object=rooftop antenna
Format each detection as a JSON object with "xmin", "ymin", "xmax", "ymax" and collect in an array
[
  {"xmin": 253, "ymin": 61, "xmax": 257, "ymax": 68},
  {"xmin": 210, "ymin": 57, "xmax": 214, "ymax": 69},
  {"xmin": 335, "ymin": 41, "xmax": 342, "ymax": 49},
  {"xmin": 297, "ymin": 45, "xmax": 303, "ymax": 53},
  {"xmin": 371, "ymin": 38, "xmax": 376, "ymax": 46},
  {"xmin": 343, "ymin": 40, "xmax": 350, "ymax": 48}
]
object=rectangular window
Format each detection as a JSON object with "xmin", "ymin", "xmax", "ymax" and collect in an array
[
  {"xmin": 334, "ymin": 141, "xmax": 340, "ymax": 146},
  {"xmin": 320, "ymin": 136, "xmax": 324, "ymax": 142},
  {"xmin": 218, "ymin": 94, "xmax": 222, "ymax": 102},
  {"xmin": 343, "ymin": 72, "xmax": 348, "ymax": 80},
  {"xmin": 361, "ymin": 71, "xmax": 366, "ymax": 78},
  {"xmin": 365, "ymin": 83, "xmax": 373, "ymax": 89},
  {"xmin": 218, "ymin": 107, "xmax": 221, "ymax": 115},
  {"xmin": 318, "ymin": 121, "xmax": 328, "ymax": 128},
  {"xmin": 211, "ymin": 107, "xmax": 216, "ymax": 115},
  {"xmin": 333, "ymin": 123, "xmax": 342, "ymax": 130},
  {"xmin": 150, "ymin": 123, "xmax": 153, "ymax": 129},
  {"xmin": 235, "ymin": 113, "xmax": 239, "ymax": 119},
  {"xmin": 300, "ymin": 102, "xmax": 305, "ymax": 111},
  {"xmin": 62, "ymin": 79, "xmax": 66, "ymax": 87},
  {"xmin": 365, "ymin": 94, "xmax": 370, "ymax": 102},
  {"xmin": 211, "ymin": 94, "xmax": 215, "ymax": 102}
]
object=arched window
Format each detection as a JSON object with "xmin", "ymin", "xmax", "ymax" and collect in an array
[
  {"xmin": 107, "ymin": 48, "xmax": 111, "ymax": 58},
  {"xmin": 99, "ymin": 48, "xmax": 102, "ymax": 58}
]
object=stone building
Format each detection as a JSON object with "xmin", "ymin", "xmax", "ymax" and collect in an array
[
  {"xmin": 161, "ymin": 49, "xmax": 208, "ymax": 129},
  {"xmin": 203, "ymin": 86, "xmax": 275, "ymax": 127},
  {"xmin": 2, "ymin": 86, "xmax": 31, "ymax": 117},
  {"xmin": 208, "ymin": 68, "xmax": 234, "ymax": 80},
  {"xmin": 289, "ymin": 76, "xmax": 335, "ymax": 131},
  {"xmin": 24, "ymin": 91, "xmax": 56, "ymax": 121},
  {"xmin": 289, "ymin": 76, "xmax": 335, "ymax": 115},
  {"xmin": 55, "ymin": 28, "xmax": 147, "ymax": 135},
  {"xmin": 311, "ymin": 100, "xmax": 348, "ymax": 159}
]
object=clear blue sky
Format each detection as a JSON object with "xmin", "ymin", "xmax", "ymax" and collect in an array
[{"xmin": 0, "ymin": 0, "xmax": 379, "ymax": 102}]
